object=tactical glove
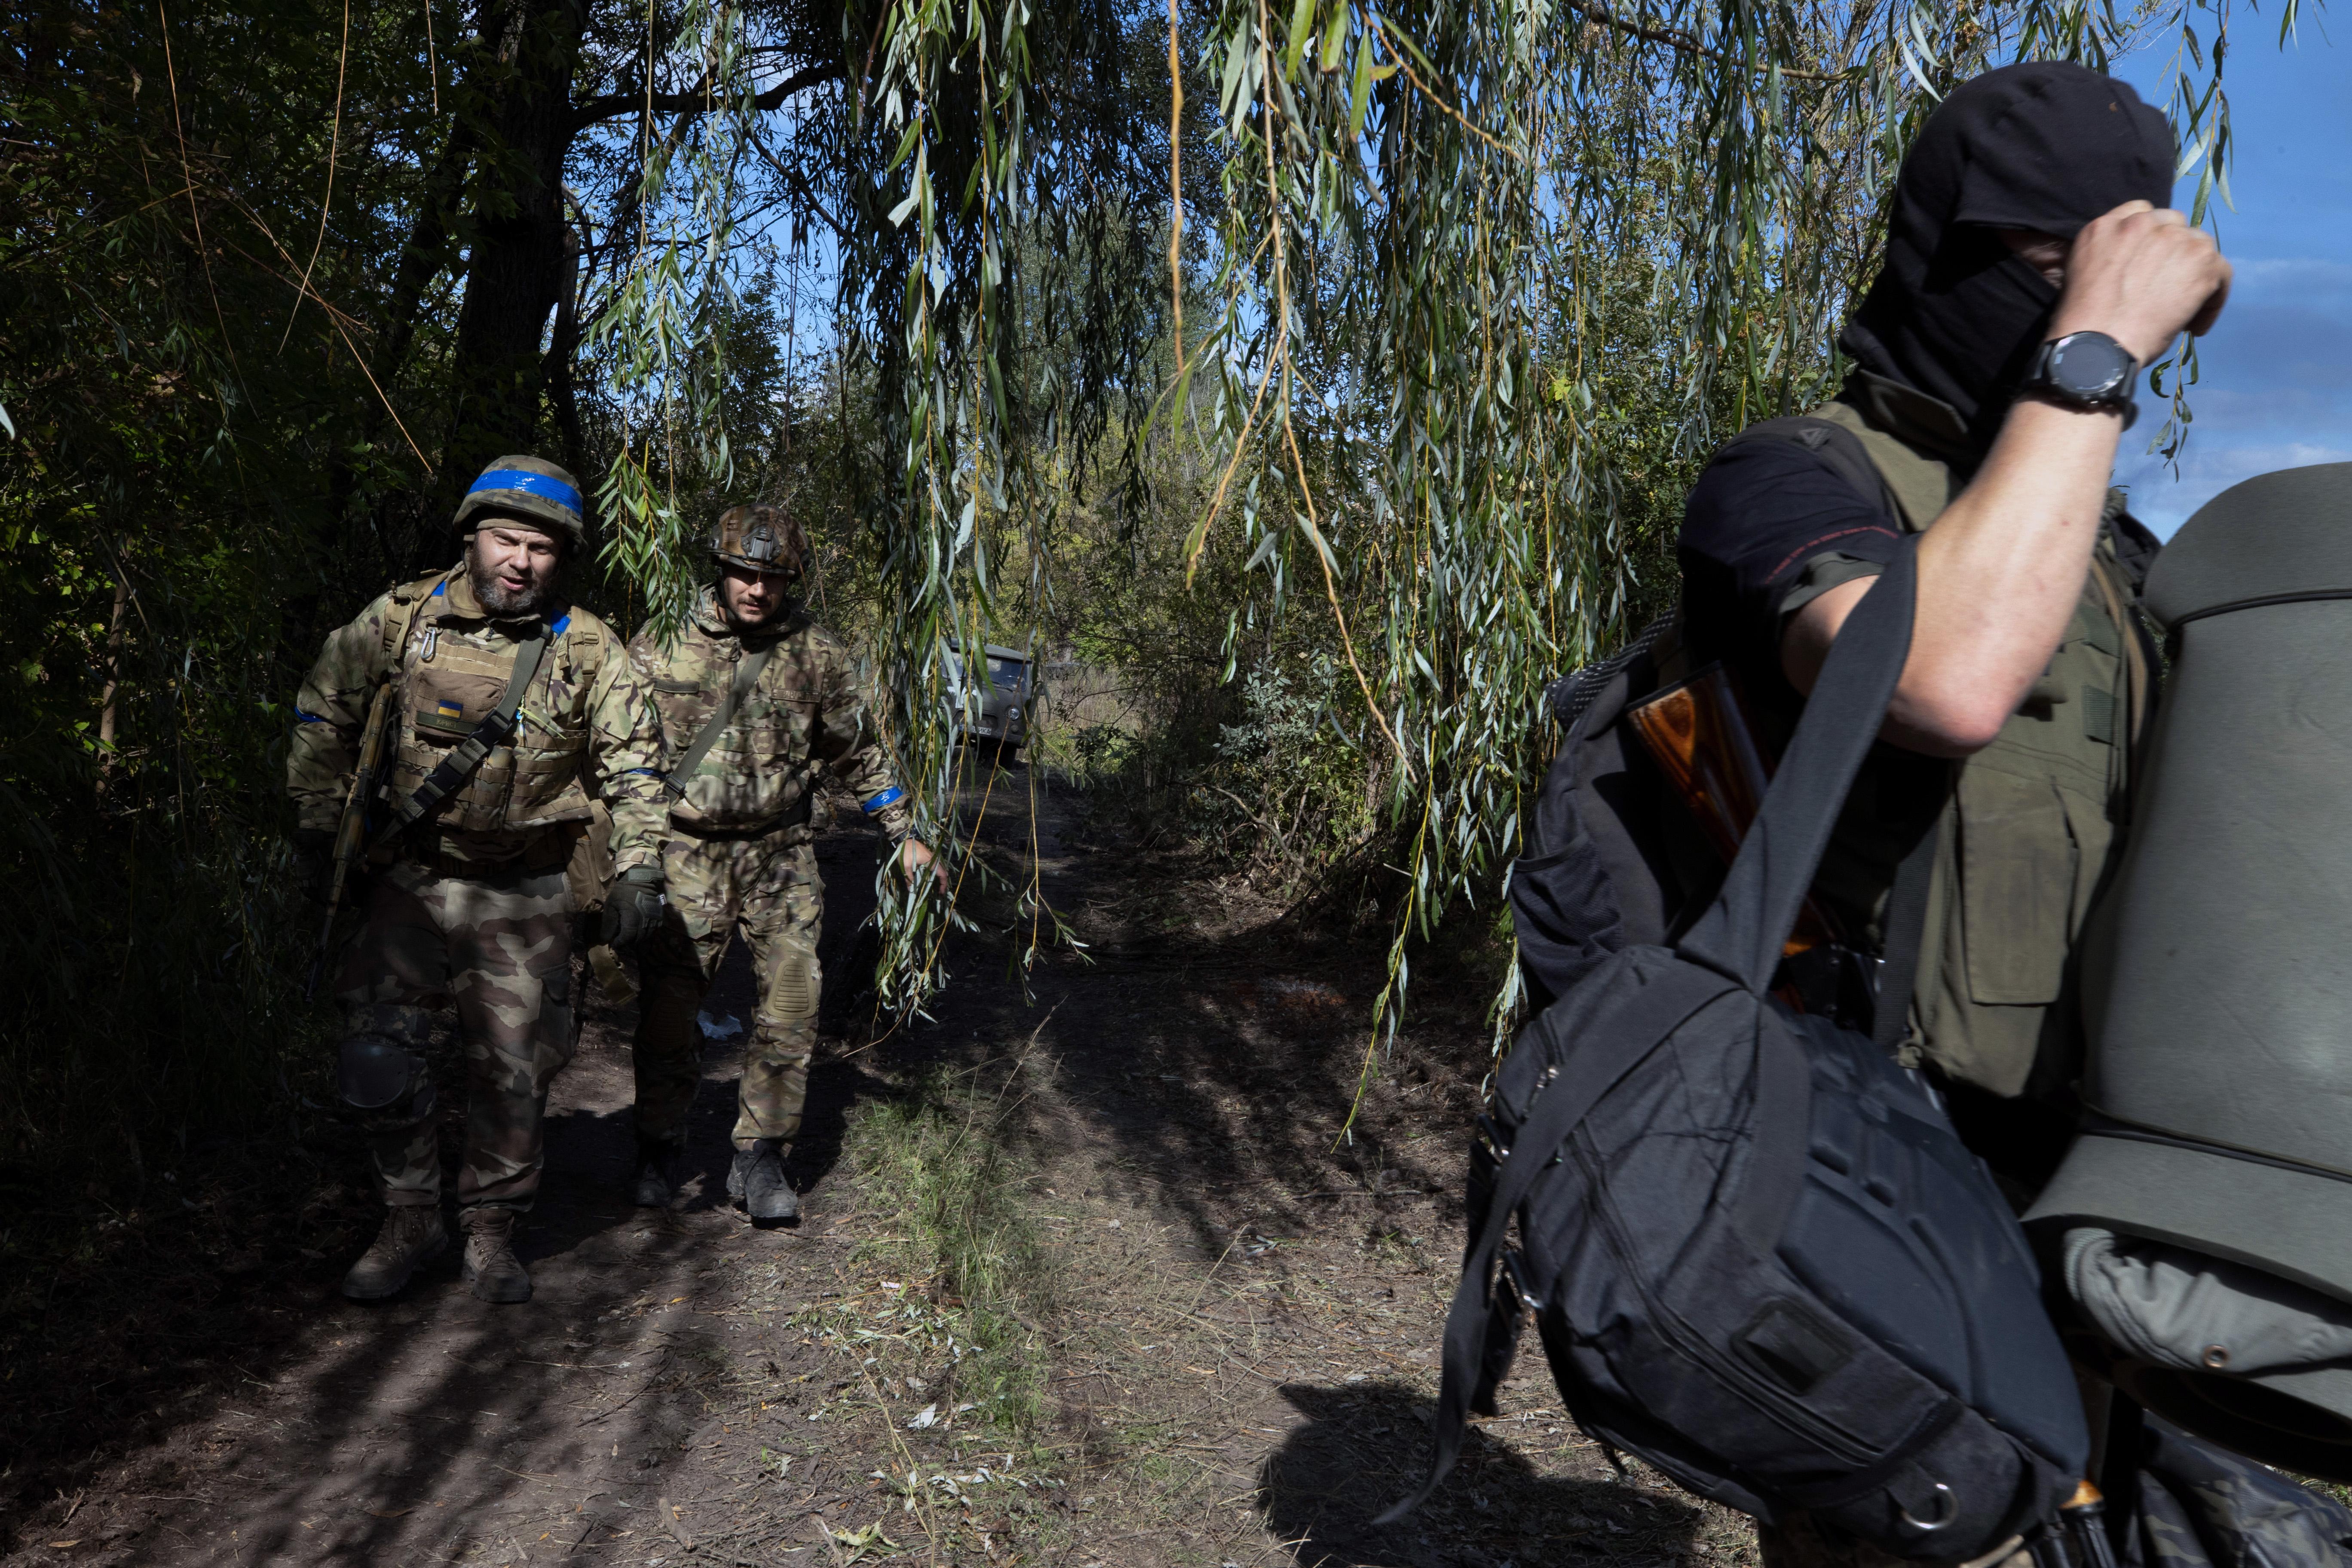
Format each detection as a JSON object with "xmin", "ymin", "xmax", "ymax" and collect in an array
[
  {"xmin": 292, "ymin": 827, "xmax": 337, "ymax": 905},
  {"xmin": 600, "ymin": 864, "xmax": 666, "ymax": 951}
]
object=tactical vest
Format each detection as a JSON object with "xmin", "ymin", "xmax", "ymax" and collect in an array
[
  {"xmin": 1805, "ymin": 401, "xmax": 2155, "ymax": 1098},
  {"xmin": 376, "ymin": 570, "xmax": 606, "ymax": 852},
  {"xmin": 642, "ymin": 612, "xmax": 825, "ymax": 837}
]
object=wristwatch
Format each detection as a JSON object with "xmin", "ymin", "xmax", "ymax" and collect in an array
[{"xmin": 2021, "ymin": 331, "xmax": 2139, "ymax": 426}]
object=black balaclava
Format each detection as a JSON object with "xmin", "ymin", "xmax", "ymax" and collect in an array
[{"xmin": 1840, "ymin": 62, "xmax": 2175, "ymax": 458}]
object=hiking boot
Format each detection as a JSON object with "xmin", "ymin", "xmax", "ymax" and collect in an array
[
  {"xmin": 341, "ymin": 1205, "xmax": 447, "ymax": 1300},
  {"xmin": 729, "ymin": 1141, "xmax": 799, "ymax": 1226},
  {"xmin": 459, "ymin": 1208, "xmax": 533, "ymax": 1303},
  {"xmin": 631, "ymin": 1139, "xmax": 682, "ymax": 1208}
]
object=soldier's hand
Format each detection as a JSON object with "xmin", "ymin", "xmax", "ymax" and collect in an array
[
  {"xmin": 292, "ymin": 827, "xmax": 337, "ymax": 905},
  {"xmin": 2050, "ymin": 199, "xmax": 2233, "ymax": 366},
  {"xmin": 897, "ymin": 837, "xmax": 948, "ymax": 894},
  {"xmin": 600, "ymin": 864, "xmax": 667, "ymax": 951}
]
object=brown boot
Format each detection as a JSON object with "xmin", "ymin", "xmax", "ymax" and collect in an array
[
  {"xmin": 342, "ymin": 1205, "xmax": 447, "ymax": 1301},
  {"xmin": 459, "ymin": 1208, "xmax": 532, "ymax": 1304}
]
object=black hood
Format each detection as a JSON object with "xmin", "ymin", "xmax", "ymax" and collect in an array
[{"xmin": 1839, "ymin": 62, "xmax": 2175, "ymax": 458}]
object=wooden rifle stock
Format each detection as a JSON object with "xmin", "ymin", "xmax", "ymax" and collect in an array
[{"xmin": 1624, "ymin": 664, "xmax": 1840, "ymax": 956}]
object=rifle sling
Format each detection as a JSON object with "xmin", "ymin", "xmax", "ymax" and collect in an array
[
  {"xmin": 368, "ymin": 628, "xmax": 551, "ymax": 853},
  {"xmin": 662, "ymin": 642, "xmax": 776, "ymax": 802}
]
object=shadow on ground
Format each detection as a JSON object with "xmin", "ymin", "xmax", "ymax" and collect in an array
[{"xmin": 1260, "ymin": 1382, "xmax": 1707, "ymax": 1568}]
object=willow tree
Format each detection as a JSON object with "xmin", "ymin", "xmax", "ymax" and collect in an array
[
  {"xmin": 590, "ymin": 0, "xmax": 2272, "ymax": 1049},
  {"xmin": 0, "ymin": 0, "xmax": 2277, "ymax": 1170}
]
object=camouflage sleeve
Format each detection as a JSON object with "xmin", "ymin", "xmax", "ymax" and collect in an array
[
  {"xmin": 286, "ymin": 591, "xmax": 396, "ymax": 833},
  {"xmin": 810, "ymin": 640, "xmax": 914, "ymax": 841},
  {"xmin": 586, "ymin": 638, "xmax": 671, "ymax": 874}
]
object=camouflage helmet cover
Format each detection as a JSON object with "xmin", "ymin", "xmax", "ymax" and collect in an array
[
  {"xmin": 452, "ymin": 454, "xmax": 586, "ymax": 546},
  {"xmin": 710, "ymin": 503, "xmax": 806, "ymax": 578}
]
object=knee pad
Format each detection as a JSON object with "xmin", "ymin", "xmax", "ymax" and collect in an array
[
  {"xmin": 761, "ymin": 941, "xmax": 819, "ymax": 1025},
  {"xmin": 337, "ymin": 1008, "xmax": 432, "ymax": 1112}
]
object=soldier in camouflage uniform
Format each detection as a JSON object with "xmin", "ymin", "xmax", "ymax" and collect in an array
[
  {"xmin": 622, "ymin": 502, "xmax": 935, "ymax": 1225},
  {"xmin": 289, "ymin": 455, "xmax": 669, "ymax": 1304}
]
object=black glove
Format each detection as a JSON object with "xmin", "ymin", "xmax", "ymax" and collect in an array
[
  {"xmin": 292, "ymin": 827, "xmax": 338, "ymax": 905},
  {"xmin": 600, "ymin": 864, "xmax": 666, "ymax": 951}
]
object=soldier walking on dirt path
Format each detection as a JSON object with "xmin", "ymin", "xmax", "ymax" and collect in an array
[
  {"xmin": 616, "ymin": 502, "xmax": 940, "ymax": 1226},
  {"xmin": 288, "ymin": 455, "xmax": 670, "ymax": 1305}
]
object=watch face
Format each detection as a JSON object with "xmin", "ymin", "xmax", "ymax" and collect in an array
[{"xmin": 2049, "ymin": 333, "xmax": 2135, "ymax": 401}]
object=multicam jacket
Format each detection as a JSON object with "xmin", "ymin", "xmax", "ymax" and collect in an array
[
  {"xmin": 288, "ymin": 565, "xmax": 669, "ymax": 871},
  {"xmin": 628, "ymin": 588, "xmax": 913, "ymax": 841}
]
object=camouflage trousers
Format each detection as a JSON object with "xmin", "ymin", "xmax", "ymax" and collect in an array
[
  {"xmin": 632, "ymin": 830, "xmax": 823, "ymax": 1150},
  {"xmin": 334, "ymin": 859, "xmax": 574, "ymax": 1212}
]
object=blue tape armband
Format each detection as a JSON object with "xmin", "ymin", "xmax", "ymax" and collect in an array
[
  {"xmin": 293, "ymin": 708, "xmax": 332, "ymax": 724},
  {"xmin": 469, "ymin": 469, "xmax": 583, "ymax": 518},
  {"xmin": 860, "ymin": 786, "xmax": 907, "ymax": 814},
  {"xmin": 550, "ymin": 612, "xmax": 572, "ymax": 638}
]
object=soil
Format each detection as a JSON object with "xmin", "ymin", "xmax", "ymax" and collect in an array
[{"xmin": 0, "ymin": 766, "xmax": 1761, "ymax": 1568}]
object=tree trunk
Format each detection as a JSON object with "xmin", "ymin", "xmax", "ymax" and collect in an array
[{"xmin": 440, "ymin": 0, "xmax": 588, "ymax": 497}]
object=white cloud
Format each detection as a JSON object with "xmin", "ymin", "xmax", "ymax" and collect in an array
[
  {"xmin": 2118, "ymin": 438, "xmax": 2352, "ymax": 536},
  {"xmin": 2106, "ymin": 248, "xmax": 2352, "ymax": 536}
]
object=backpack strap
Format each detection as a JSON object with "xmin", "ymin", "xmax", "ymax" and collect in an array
[
  {"xmin": 661, "ymin": 641, "xmax": 777, "ymax": 802},
  {"xmin": 1679, "ymin": 537, "xmax": 1920, "ymax": 993},
  {"xmin": 367, "ymin": 610, "xmax": 570, "ymax": 851}
]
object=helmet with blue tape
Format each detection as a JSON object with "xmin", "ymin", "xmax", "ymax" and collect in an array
[{"xmin": 453, "ymin": 454, "xmax": 585, "ymax": 545}]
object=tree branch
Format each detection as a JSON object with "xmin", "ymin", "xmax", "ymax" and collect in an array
[
  {"xmin": 572, "ymin": 60, "xmax": 839, "ymax": 129},
  {"xmin": 1562, "ymin": 0, "xmax": 1857, "ymax": 84}
]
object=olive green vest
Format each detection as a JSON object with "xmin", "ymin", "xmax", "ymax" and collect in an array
[{"xmin": 1806, "ymin": 399, "xmax": 2152, "ymax": 1098}]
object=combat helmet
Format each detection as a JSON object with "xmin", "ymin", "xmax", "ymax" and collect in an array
[
  {"xmin": 710, "ymin": 503, "xmax": 806, "ymax": 578},
  {"xmin": 452, "ymin": 454, "xmax": 585, "ymax": 547}
]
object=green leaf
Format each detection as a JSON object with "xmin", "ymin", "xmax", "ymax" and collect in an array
[
  {"xmin": 1347, "ymin": 28, "xmax": 1375, "ymax": 139},
  {"xmin": 1318, "ymin": 0, "xmax": 1349, "ymax": 74},
  {"xmin": 1282, "ymin": 0, "xmax": 1316, "ymax": 80}
]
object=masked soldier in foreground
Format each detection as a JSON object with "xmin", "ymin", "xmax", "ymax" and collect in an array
[
  {"xmin": 616, "ymin": 503, "xmax": 936, "ymax": 1225},
  {"xmin": 289, "ymin": 456, "xmax": 669, "ymax": 1304},
  {"xmin": 1674, "ymin": 64, "xmax": 2230, "ymax": 1565}
]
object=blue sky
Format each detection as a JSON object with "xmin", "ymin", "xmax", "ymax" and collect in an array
[{"xmin": 2107, "ymin": 25, "xmax": 2352, "ymax": 535}]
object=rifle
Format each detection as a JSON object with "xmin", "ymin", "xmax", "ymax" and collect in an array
[
  {"xmin": 304, "ymin": 681, "xmax": 396, "ymax": 1001},
  {"xmin": 1623, "ymin": 662, "xmax": 1843, "ymax": 957}
]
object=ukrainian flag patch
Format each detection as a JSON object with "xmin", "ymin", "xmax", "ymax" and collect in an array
[{"xmin": 436, "ymin": 699, "xmax": 465, "ymax": 720}]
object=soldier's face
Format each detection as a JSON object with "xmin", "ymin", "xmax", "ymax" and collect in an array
[
  {"xmin": 717, "ymin": 561, "xmax": 792, "ymax": 629},
  {"xmin": 468, "ymin": 521, "xmax": 564, "ymax": 616}
]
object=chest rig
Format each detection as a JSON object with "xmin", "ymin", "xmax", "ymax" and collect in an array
[{"xmin": 372, "ymin": 570, "xmax": 603, "ymax": 851}]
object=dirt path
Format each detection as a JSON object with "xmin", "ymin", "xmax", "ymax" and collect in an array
[{"xmin": 1, "ymin": 770, "xmax": 1759, "ymax": 1568}]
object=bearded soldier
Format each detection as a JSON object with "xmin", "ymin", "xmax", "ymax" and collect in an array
[
  {"xmin": 616, "ymin": 502, "xmax": 936, "ymax": 1225},
  {"xmin": 289, "ymin": 456, "xmax": 669, "ymax": 1304}
]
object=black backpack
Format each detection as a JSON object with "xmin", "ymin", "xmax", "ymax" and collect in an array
[{"xmin": 1383, "ymin": 541, "xmax": 2092, "ymax": 1560}]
